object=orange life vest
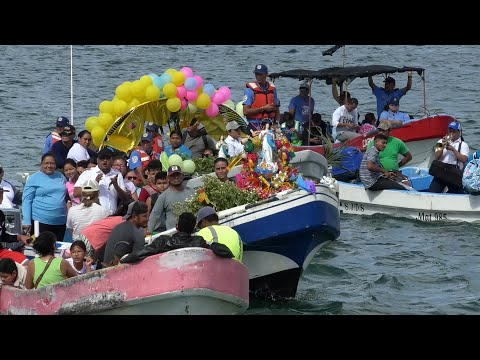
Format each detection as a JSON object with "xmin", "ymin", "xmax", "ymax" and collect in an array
[
  {"xmin": 152, "ymin": 135, "xmax": 163, "ymax": 154},
  {"xmin": 51, "ymin": 131, "xmax": 62, "ymax": 144},
  {"xmin": 137, "ymin": 149, "xmax": 160, "ymax": 169},
  {"xmin": 246, "ymin": 82, "xmax": 277, "ymax": 120}
]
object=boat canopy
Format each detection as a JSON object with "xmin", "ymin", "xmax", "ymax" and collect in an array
[{"xmin": 269, "ymin": 65, "xmax": 425, "ymax": 85}]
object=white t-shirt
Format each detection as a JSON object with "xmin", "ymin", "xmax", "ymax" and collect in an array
[
  {"xmin": 225, "ymin": 135, "xmax": 244, "ymax": 157},
  {"xmin": 0, "ymin": 179, "xmax": 15, "ymax": 209},
  {"xmin": 66, "ymin": 257, "xmax": 96, "ymax": 275},
  {"xmin": 438, "ymin": 138, "xmax": 470, "ymax": 170},
  {"xmin": 66, "ymin": 203, "xmax": 110, "ymax": 241},
  {"xmin": 75, "ymin": 166, "xmax": 126, "ymax": 215},
  {"xmin": 66, "ymin": 143, "xmax": 91, "ymax": 163}
]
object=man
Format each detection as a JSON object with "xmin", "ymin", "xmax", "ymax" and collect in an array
[
  {"xmin": 148, "ymin": 165, "xmax": 195, "ymax": 232},
  {"xmin": 378, "ymin": 97, "xmax": 411, "ymax": 127},
  {"xmin": 366, "ymin": 121, "xmax": 412, "ymax": 183},
  {"xmin": 102, "ymin": 201, "xmax": 149, "ymax": 266},
  {"xmin": 359, "ymin": 134, "xmax": 406, "ymax": 191},
  {"xmin": 428, "ymin": 121, "xmax": 469, "ymax": 194},
  {"xmin": 196, "ymin": 206, "xmax": 243, "ymax": 262},
  {"xmin": 128, "ymin": 132, "xmax": 161, "ymax": 185},
  {"xmin": 0, "ymin": 165, "xmax": 20, "ymax": 209},
  {"xmin": 42, "ymin": 116, "xmax": 70, "ymax": 154},
  {"xmin": 182, "ymin": 119, "xmax": 217, "ymax": 159},
  {"xmin": 74, "ymin": 149, "xmax": 130, "ymax": 215},
  {"xmin": 288, "ymin": 81, "xmax": 315, "ymax": 132},
  {"xmin": 51, "ymin": 125, "xmax": 76, "ymax": 169},
  {"xmin": 331, "ymin": 98, "xmax": 361, "ymax": 142},
  {"xmin": 214, "ymin": 157, "xmax": 233, "ymax": 183},
  {"xmin": 368, "ymin": 73, "xmax": 412, "ymax": 119},
  {"xmin": 302, "ymin": 113, "xmax": 326, "ymax": 145},
  {"xmin": 145, "ymin": 122, "xmax": 163, "ymax": 154},
  {"xmin": 243, "ymin": 64, "xmax": 280, "ymax": 133}
]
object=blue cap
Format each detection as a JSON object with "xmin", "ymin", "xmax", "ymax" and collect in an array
[
  {"xmin": 146, "ymin": 122, "xmax": 159, "ymax": 132},
  {"xmin": 141, "ymin": 133, "xmax": 153, "ymax": 142},
  {"xmin": 196, "ymin": 206, "xmax": 216, "ymax": 226},
  {"xmin": 388, "ymin": 97, "xmax": 399, "ymax": 106},
  {"xmin": 254, "ymin": 64, "xmax": 268, "ymax": 74},
  {"xmin": 55, "ymin": 116, "xmax": 70, "ymax": 127},
  {"xmin": 448, "ymin": 122, "xmax": 461, "ymax": 131}
]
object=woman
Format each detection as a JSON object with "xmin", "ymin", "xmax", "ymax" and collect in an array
[
  {"xmin": 66, "ymin": 179, "xmax": 110, "ymax": 242},
  {"xmin": 0, "ymin": 258, "xmax": 27, "ymax": 289},
  {"xmin": 21, "ymin": 153, "xmax": 67, "ymax": 241},
  {"xmin": 66, "ymin": 130, "xmax": 94, "ymax": 163},
  {"xmin": 25, "ymin": 231, "xmax": 77, "ymax": 289},
  {"xmin": 64, "ymin": 158, "xmax": 80, "ymax": 209}
]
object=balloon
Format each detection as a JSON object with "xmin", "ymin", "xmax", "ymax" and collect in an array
[
  {"xmin": 115, "ymin": 83, "xmax": 132, "ymax": 102},
  {"xmin": 182, "ymin": 159, "xmax": 196, "ymax": 174},
  {"xmin": 165, "ymin": 68, "xmax": 177, "ymax": 76},
  {"xmin": 180, "ymin": 67, "xmax": 193, "ymax": 78},
  {"xmin": 180, "ymin": 98, "xmax": 188, "ymax": 110},
  {"xmin": 184, "ymin": 77, "xmax": 197, "ymax": 91},
  {"xmin": 185, "ymin": 90, "xmax": 198, "ymax": 102},
  {"xmin": 218, "ymin": 86, "xmax": 231, "ymax": 100},
  {"xmin": 168, "ymin": 154, "xmax": 183, "ymax": 167},
  {"xmin": 91, "ymin": 126, "xmax": 106, "ymax": 146},
  {"xmin": 176, "ymin": 85, "xmax": 187, "ymax": 99},
  {"xmin": 193, "ymin": 75, "xmax": 203, "ymax": 89},
  {"xmin": 171, "ymin": 71, "xmax": 186, "ymax": 86},
  {"xmin": 205, "ymin": 102, "xmax": 219, "ymax": 117},
  {"xmin": 166, "ymin": 98, "xmax": 181, "ymax": 112},
  {"xmin": 85, "ymin": 116, "xmax": 99, "ymax": 132},
  {"xmin": 163, "ymin": 83, "xmax": 177, "ymax": 99},
  {"xmin": 128, "ymin": 98, "xmax": 141, "ymax": 110},
  {"xmin": 203, "ymin": 84, "xmax": 215, "ymax": 96},
  {"xmin": 148, "ymin": 73, "xmax": 158, "ymax": 82},
  {"xmin": 236, "ymin": 101, "xmax": 245, "ymax": 117},
  {"xmin": 113, "ymin": 99, "xmax": 128, "ymax": 115},
  {"xmin": 99, "ymin": 100, "xmax": 114, "ymax": 114},
  {"xmin": 98, "ymin": 112, "xmax": 114, "ymax": 130},
  {"xmin": 196, "ymin": 93, "xmax": 211, "ymax": 109},
  {"xmin": 131, "ymin": 80, "xmax": 145, "ymax": 98},
  {"xmin": 145, "ymin": 85, "xmax": 161, "ymax": 101},
  {"xmin": 140, "ymin": 75, "xmax": 153, "ymax": 86}
]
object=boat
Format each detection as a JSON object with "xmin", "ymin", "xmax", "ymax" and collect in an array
[
  {"xmin": 337, "ymin": 167, "xmax": 480, "ymax": 223},
  {"xmin": 0, "ymin": 248, "xmax": 249, "ymax": 315},
  {"xmin": 269, "ymin": 65, "xmax": 455, "ymax": 168}
]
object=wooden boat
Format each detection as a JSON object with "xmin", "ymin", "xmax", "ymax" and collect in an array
[{"xmin": 0, "ymin": 248, "xmax": 249, "ymax": 315}]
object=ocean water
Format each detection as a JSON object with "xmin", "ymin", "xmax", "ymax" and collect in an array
[{"xmin": 2, "ymin": 45, "xmax": 480, "ymax": 314}]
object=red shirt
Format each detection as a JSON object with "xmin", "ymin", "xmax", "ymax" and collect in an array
[
  {"xmin": 80, "ymin": 216, "xmax": 125, "ymax": 251},
  {"xmin": 0, "ymin": 249, "xmax": 27, "ymax": 264}
]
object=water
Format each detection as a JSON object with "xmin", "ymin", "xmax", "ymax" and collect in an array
[{"xmin": 2, "ymin": 45, "xmax": 480, "ymax": 314}]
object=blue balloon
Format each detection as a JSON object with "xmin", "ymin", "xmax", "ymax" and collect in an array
[
  {"xmin": 184, "ymin": 77, "xmax": 198, "ymax": 91},
  {"xmin": 203, "ymin": 83, "xmax": 215, "ymax": 96}
]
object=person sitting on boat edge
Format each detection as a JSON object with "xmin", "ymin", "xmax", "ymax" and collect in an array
[
  {"xmin": 196, "ymin": 206, "xmax": 243, "ymax": 262},
  {"xmin": 25, "ymin": 231, "xmax": 77, "ymax": 289},
  {"xmin": 243, "ymin": 64, "xmax": 280, "ymax": 133},
  {"xmin": 427, "ymin": 121, "xmax": 469, "ymax": 194},
  {"xmin": 302, "ymin": 113, "xmax": 327, "ymax": 145},
  {"xmin": 332, "ymin": 98, "xmax": 361, "ymax": 142},
  {"xmin": 368, "ymin": 73, "xmax": 412, "ymax": 119},
  {"xmin": 0, "ymin": 258, "xmax": 27, "ymax": 289},
  {"xmin": 42, "ymin": 116, "xmax": 70, "ymax": 155},
  {"xmin": 366, "ymin": 121, "xmax": 412, "ymax": 185},
  {"xmin": 378, "ymin": 97, "xmax": 411, "ymax": 127},
  {"xmin": 357, "ymin": 113, "xmax": 377, "ymax": 135},
  {"xmin": 288, "ymin": 81, "xmax": 315, "ymax": 132},
  {"xmin": 359, "ymin": 134, "xmax": 407, "ymax": 191}
]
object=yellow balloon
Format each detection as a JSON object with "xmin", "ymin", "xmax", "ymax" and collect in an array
[
  {"xmin": 196, "ymin": 93, "xmax": 211, "ymax": 109},
  {"xmin": 131, "ymin": 80, "xmax": 145, "ymax": 98},
  {"xmin": 145, "ymin": 85, "xmax": 161, "ymax": 101},
  {"xmin": 165, "ymin": 68, "xmax": 177, "ymax": 76},
  {"xmin": 85, "ymin": 116, "xmax": 99, "ymax": 132},
  {"xmin": 91, "ymin": 126, "xmax": 106, "ymax": 146},
  {"xmin": 171, "ymin": 71, "xmax": 185, "ymax": 86},
  {"xmin": 166, "ymin": 98, "xmax": 181, "ymax": 112},
  {"xmin": 140, "ymin": 75, "xmax": 153, "ymax": 86},
  {"xmin": 99, "ymin": 100, "xmax": 113, "ymax": 114},
  {"xmin": 115, "ymin": 83, "xmax": 132, "ymax": 102},
  {"xmin": 98, "ymin": 113, "xmax": 114, "ymax": 130},
  {"xmin": 163, "ymin": 83, "xmax": 177, "ymax": 99},
  {"xmin": 113, "ymin": 99, "xmax": 128, "ymax": 115},
  {"xmin": 128, "ymin": 98, "xmax": 141, "ymax": 110}
]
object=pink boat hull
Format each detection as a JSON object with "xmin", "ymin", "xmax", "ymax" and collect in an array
[{"xmin": 0, "ymin": 248, "xmax": 249, "ymax": 315}]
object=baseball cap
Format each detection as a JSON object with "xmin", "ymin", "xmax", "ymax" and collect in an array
[
  {"xmin": 254, "ymin": 64, "xmax": 268, "ymax": 74},
  {"xmin": 60, "ymin": 125, "xmax": 76, "ymax": 136},
  {"xmin": 146, "ymin": 122, "xmax": 159, "ymax": 132},
  {"xmin": 448, "ymin": 121, "xmax": 461, "ymax": 131},
  {"xmin": 299, "ymin": 81, "xmax": 309, "ymax": 90},
  {"xmin": 141, "ymin": 132, "xmax": 153, "ymax": 142},
  {"xmin": 377, "ymin": 121, "xmax": 392, "ymax": 131},
  {"xmin": 388, "ymin": 97, "xmax": 399, "ymax": 106},
  {"xmin": 167, "ymin": 165, "xmax": 183, "ymax": 176},
  {"xmin": 55, "ymin": 116, "xmax": 70, "ymax": 127},
  {"xmin": 81, "ymin": 179, "xmax": 99, "ymax": 193},
  {"xmin": 96, "ymin": 148, "xmax": 113, "ymax": 159},
  {"xmin": 122, "ymin": 201, "xmax": 148, "ymax": 220},
  {"xmin": 196, "ymin": 206, "xmax": 216, "ymax": 226},
  {"xmin": 383, "ymin": 76, "xmax": 395, "ymax": 84},
  {"xmin": 226, "ymin": 121, "xmax": 241, "ymax": 131}
]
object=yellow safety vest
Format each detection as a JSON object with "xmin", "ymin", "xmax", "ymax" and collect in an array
[{"xmin": 197, "ymin": 225, "xmax": 243, "ymax": 262}]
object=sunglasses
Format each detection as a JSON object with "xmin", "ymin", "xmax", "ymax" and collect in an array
[{"xmin": 127, "ymin": 176, "xmax": 138, "ymax": 180}]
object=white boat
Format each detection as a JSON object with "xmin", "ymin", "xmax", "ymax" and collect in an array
[
  {"xmin": 338, "ymin": 168, "xmax": 480, "ymax": 223},
  {"xmin": 0, "ymin": 248, "xmax": 249, "ymax": 315}
]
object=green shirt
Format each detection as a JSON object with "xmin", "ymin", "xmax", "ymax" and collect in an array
[
  {"xmin": 366, "ymin": 136, "xmax": 409, "ymax": 171},
  {"xmin": 33, "ymin": 257, "xmax": 64, "ymax": 289}
]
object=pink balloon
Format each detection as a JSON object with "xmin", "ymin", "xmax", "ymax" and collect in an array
[
  {"xmin": 193, "ymin": 75, "xmax": 203, "ymax": 89},
  {"xmin": 213, "ymin": 91, "xmax": 227, "ymax": 105},
  {"xmin": 176, "ymin": 85, "xmax": 187, "ymax": 99},
  {"xmin": 180, "ymin": 67, "xmax": 193, "ymax": 78},
  {"xmin": 218, "ymin": 86, "xmax": 231, "ymax": 100},
  {"xmin": 186, "ymin": 90, "xmax": 198, "ymax": 102},
  {"xmin": 180, "ymin": 98, "xmax": 188, "ymax": 110},
  {"xmin": 205, "ymin": 102, "xmax": 219, "ymax": 117}
]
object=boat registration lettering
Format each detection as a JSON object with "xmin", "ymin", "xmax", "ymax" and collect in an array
[
  {"xmin": 415, "ymin": 212, "xmax": 447, "ymax": 221},
  {"xmin": 341, "ymin": 201, "xmax": 364, "ymax": 212}
]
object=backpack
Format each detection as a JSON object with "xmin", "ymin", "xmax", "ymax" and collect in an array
[{"xmin": 462, "ymin": 158, "xmax": 480, "ymax": 195}]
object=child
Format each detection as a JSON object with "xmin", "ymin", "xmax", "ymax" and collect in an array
[
  {"xmin": 66, "ymin": 240, "xmax": 95, "ymax": 275},
  {"xmin": 0, "ymin": 258, "xmax": 27, "ymax": 289},
  {"xmin": 146, "ymin": 172, "xmax": 169, "ymax": 216},
  {"xmin": 358, "ymin": 112, "xmax": 377, "ymax": 135},
  {"xmin": 282, "ymin": 112, "xmax": 303, "ymax": 146},
  {"xmin": 138, "ymin": 160, "xmax": 162, "ymax": 202},
  {"xmin": 64, "ymin": 158, "xmax": 80, "ymax": 209}
]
